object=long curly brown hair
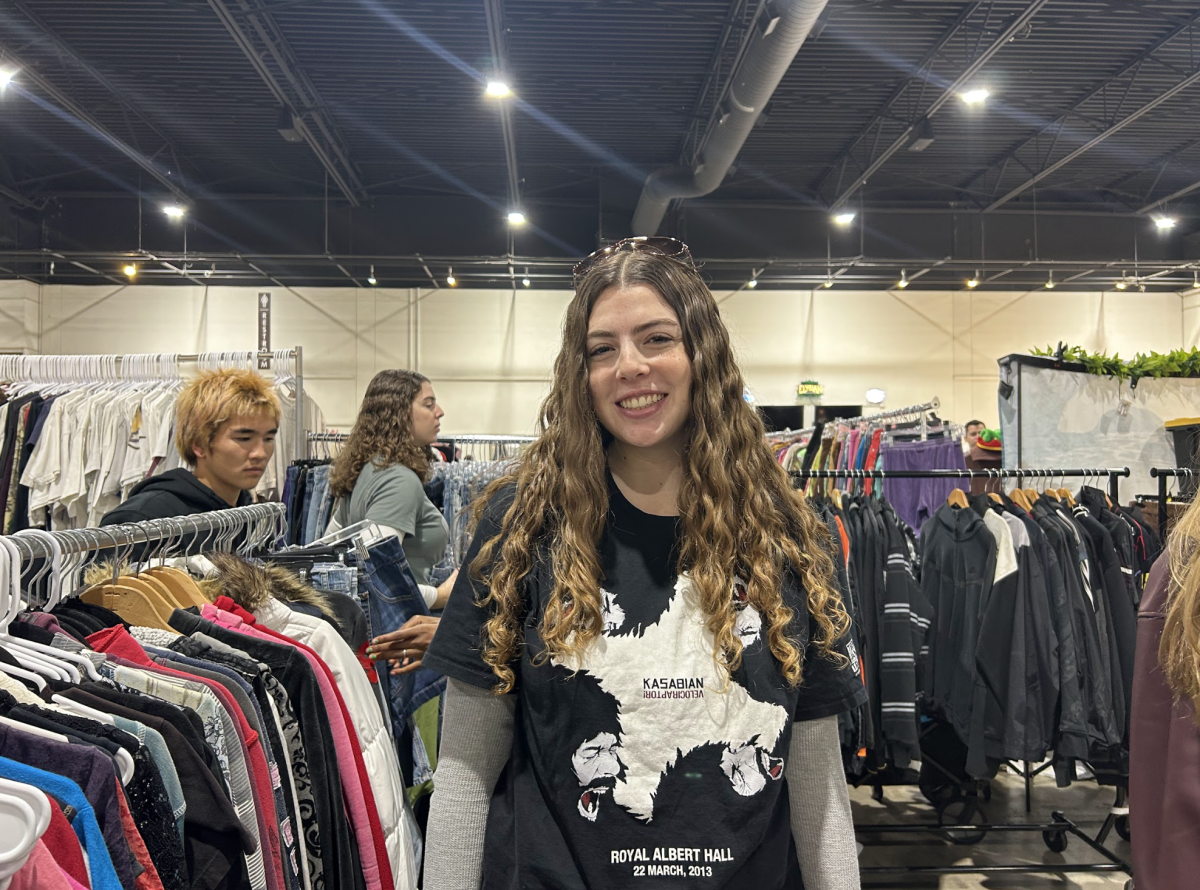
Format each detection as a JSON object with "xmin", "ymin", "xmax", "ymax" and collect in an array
[
  {"xmin": 1161, "ymin": 495, "xmax": 1200, "ymax": 725},
  {"xmin": 472, "ymin": 249, "xmax": 850, "ymax": 694},
  {"xmin": 330, "ymin": 369, "xmax": 433, "ymax": 497}
]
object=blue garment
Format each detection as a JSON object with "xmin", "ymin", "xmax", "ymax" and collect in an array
[
  {"xmin": 0, "ymin": 754, "xmax": 123, "ymax": 890},
  {"xmin": 300, "ymin": 470, "xmax": 318, "ymax": 545},
  {"xmin": 360, "ymin": 536, "xmax": 446, "ymax": 730},
  {"xmin": 311, "ymin": 563, "xmax": 359, "ymax": 600},
  {"xmin": 311, "ymin": 465, "xmax": 334, "ymax": 544},
  {"xmin": 111, "ymin": 714, "xmax": 187, "ymax": 841}
]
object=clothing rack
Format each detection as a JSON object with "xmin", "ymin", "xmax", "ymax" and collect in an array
[
  {"xmin": 796, "ymin": 464, "xmax": 1133, "ymax": 880},
  {"xmin": 0, "ymin": 349, "xmax": 307, "ymax": 461},
  {"xmin": 792, "ymin": 467, "xmax": 1130, "ymax": 502},
  {"xmin": 305, "ymin": 430, "xmax": 535, "ymax": 459},
  {"xmin": 1149, "ymin": 466, "xmax": 1194, "ymax": 538},
  {"xmin": 4, "ymin": 502, "xmax": 286, "ymax": 562},
  {"xmin": 765, "ymin": 397, "xmax": 942, "ymax": 442}
]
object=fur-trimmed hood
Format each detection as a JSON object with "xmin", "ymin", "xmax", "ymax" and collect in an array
[{"xmin": 203, "ymin": 552, "xmax": 336, "ymax": 619}]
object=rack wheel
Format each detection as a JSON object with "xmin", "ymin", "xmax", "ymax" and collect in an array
[
  {"xmin": 1115, "ymin": 815, "xmax": 1130, "ymax": 841},
  {"xmin": 1042, "ymin": 829, "xmax": 1068, "ymax": 853},
  {"xmin": 936, "ymin": 796, "xmax": 987, "ymax": 845}
]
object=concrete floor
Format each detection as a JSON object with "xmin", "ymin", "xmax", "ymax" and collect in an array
[{"xmin": 852, "ymin": 763, "xmax": 1132, "ymax": 888}]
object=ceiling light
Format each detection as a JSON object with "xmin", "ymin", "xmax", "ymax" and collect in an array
[
  {"xmin": 823, "ymin": 278, "xmax": 833, "ymax": 288},
  {"xmin": 961, "ymin": 88, "xmax": 990, "ymax": 105},
  {"xmin": 1154, "ymin": 216, "xmax": 1177, "ymax": 230},
  {"xmin": 1045, "ymin": 272, "xmax": 1055, "ymax": 290},
  {"xmin": 276, "ymin": 107, "xmax": 303, "ymax": 143},
  {"xmin": 1115, "ymin": 278, "xmax": 1126, "ymax": 290},
  {"xmin": 204, "ymin": 264, "xmax": 214, "ymax": 278},
  {"xmin": 123, "ymin": 264, "xmax": 137, "ymax": 278},
  {"xmin": 966, "ymin": 271, "xmax": 980, "ymax": 289},
  {"xmin": 162, "ymin": 204, "xmax": 185, "ymax": 219},
  {"xmin": 522, "ymin": 266, "xmax": 531, "ymax": 287},
  {"xmin": 0, "ymin": 70, "xmax": 15, "ymax": 88},
  {"xmin": 833, "ymin": 212, "xmax": 855, "ymax": 226},
  {"xmin": 507, "ymin": 211, "xmax": 526, "ymax": 226},
  {"xmin": 865, "ymin": 388, "xmax": 887, "ymax": 405},
  {"xmin": 486, "ymin": 80, "xmax": 511, "ymax": 97},
  {"xmin": 747, "ymin": 278, "xmax": 758, "ymax": 289},
  {"xmin": 446, "ymin": 267, "xmax": 456, "ymax": 287},
  {"xmin": 367, "ymin": 265, "xmax": 377, "ymax": 286},
  {"xmin": 897, "ymin": 270, "xmax": 908, "ymax": 289},
  {"xmin": 1194, "ymin": 270, "xmax": 1199, "ymax": 289}
]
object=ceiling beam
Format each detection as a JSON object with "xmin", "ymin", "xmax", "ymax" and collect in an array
[
  {"xmin": 482, "ymin": 0, "xmax": 520, "ymax": 214},
  {"xmin": 3, "ymin": 0, "xmax": 189, "ymax": 181},
  {"xmin": 827, "ymin": 0, "xmax": 1050, "ymax": 213},
  {"xmin": 207, "ymin": 0, "xmax": 366, "ymax": 206},
  {"xmin": 812, "ymin": 0, "xmax": 983, "ymax": 199},
  {"xmin": 985, "ymin": 63, "xmax": 1200, "ymax": 211},
  {"xmin": 961, "ymin": 10, "xmax": 1200, "ymax": 199},
  {"xmin": 0, "ymin": 182, "xmax": 42, "ymax": 211},
  {"xmin": 1138, "ymin": 177, "xmax": 1200, "ymax": 215},
  {"xmin": 0, "ymin": 47, "xmax": 190, "ymax": 204}
]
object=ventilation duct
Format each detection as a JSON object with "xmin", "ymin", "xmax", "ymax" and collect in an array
[{"xmin": 631, "ymin": 0, "xmax": 830, "ymax": 236}]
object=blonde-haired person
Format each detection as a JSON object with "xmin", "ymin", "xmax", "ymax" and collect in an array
[
  {"xmin": 1130, "ymin": 496, "xmax": 1200, "ymax": 888},
  {"xmin": 422, "ymin": 237, "xmax": 867, "ymax": 890},
  {"xmin": 329, "ymin": 369, "xmax": 457, "ymax": 672},
  {"xmin": 101, "ymin": 368, "xmax": 280, "ymax": 525}
]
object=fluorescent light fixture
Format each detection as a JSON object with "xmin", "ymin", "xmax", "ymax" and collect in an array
[
  {"xmin": 486, "ymin": 80, "xmax": 511, "ymax": 97},
  {"xmin": 897, "ymin": 270, "xmax": 908, "ymax": 289},
  {"xmin": 961, "ymin": 88, "xmax": 990, "ymax": 104},
  {"xmin": 865, "ymin": 388, "xmax": 887, "ymax": 405},
  {"xmin": 162, "ymin": 204, "xmax": 185, "ymax": 219},
  {"xmin": 123, "ymin": 264, "xmax": 137, "ymax": 278},
  {"xmin": 833, "ymin": 212, "xmax": 855, "ymax": 226},
  {"xmin": 367, "ymin": 265, "xmax": 377, "ymax": 286},
  {"xmin": 0, "ymin": 70, "xmax": 15, "ymax": 88},
  {"xmin": 1154, "ymin": 216, "xmax": 1177, "ymax": 230},
  {"xmin": 507, "ymin": 211, "xmax": 526, "ymax": 225},
  {"xmin": 966, "ymin": 271, "xmax": 979, "ymax": 289},
  {"xmin": 446, "ymin": 267, "xmax": 456, "ymax": 286}
]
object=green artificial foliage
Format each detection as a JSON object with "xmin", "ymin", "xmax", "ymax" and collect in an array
[{"xmin": 1028, "ymin": 342, "xmax": 1200, "ymax": 386}]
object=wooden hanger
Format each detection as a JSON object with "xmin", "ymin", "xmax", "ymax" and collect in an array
[
  {"xmin": 142, "ymin": 566, "xmax": 209, "ymax": 609},
  {"xmin": 948, "ymin": 488, "xmax": 969, "ymax": 508},
  {"xmin": 1008, "ymin": 488, "xmax": 1033, "ymax": 512},
  {"xmin": 81, "ymin": 580, "xmax": 176, "ymax": 631},
  {"xmin": 988, "ymin": 491, "xmax": 1004, "ymax": 503}
]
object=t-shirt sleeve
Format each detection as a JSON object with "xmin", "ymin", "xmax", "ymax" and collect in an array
[
  {"xmin": 423, "ymin": 484, "xmax": 521, "ymax": 692},
  {"xmin": 361, "ymin": 465, "xmax": 425, "ymax": 537},
  {"xmin": 791, "ymin": 585, "xmax": 869, "ymax": 723}
]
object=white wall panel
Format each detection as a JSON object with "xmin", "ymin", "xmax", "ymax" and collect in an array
[{"xmin": 7, "ymin": 282, "xmax": 1184, "ymax": 433}]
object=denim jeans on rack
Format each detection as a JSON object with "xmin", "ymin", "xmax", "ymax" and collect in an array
[
  {"xmin": 310, "ymin": 562, "xmax": 359, "ymax": 600},
  {"xmin": 359, "ymin": 536, "xmax": 447, "ymax": 729},
  {"xmin": 304, "ymin": 465, "xmax": 331, "ymax": 545}
]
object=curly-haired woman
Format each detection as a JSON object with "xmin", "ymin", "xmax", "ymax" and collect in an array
[
  {"xmin": 422, "ymin": 237, "xmax": 867, "ymax": 890},
  {"xmin": 329, "ymin": 369, "xmax": 456, "ymax": 672}
]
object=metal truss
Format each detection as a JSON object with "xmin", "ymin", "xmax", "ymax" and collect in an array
[
  {"xmin": 970, "ymin": 10, "xmax": 1200, "ymax": 211},
  {"xmin": 823, "ymin": 0, "xmax": 1051, "ymax": 213},
  {"xmin": 207, "ymin": 0, "xmax": 366, "ymax": 206}
]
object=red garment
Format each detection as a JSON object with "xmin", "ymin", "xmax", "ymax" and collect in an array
[
  {"xmin": 87, "ymin": 625, "xmax": 287, "ymax": 890},
  {"xmin": 1130, "ymin": 556, "xmax": 1200, "ymax": 889},
  {"xmin": 10, "ymin": 839, "xmax": 72, "ymax": 890},
  {"xmin": 210, "ymin": 598, "xmax": 396, "ymax": 890},
  {"xmin": 862, "ymin": 429, "xmax": 884, "ymax": 495},
  {"xmin": 114, "ymin": 780, "xmax": 165, "ymax": 890},
  {"xmin": 43, "ymin": 791, "xmax": 90, "ymax": 888}
]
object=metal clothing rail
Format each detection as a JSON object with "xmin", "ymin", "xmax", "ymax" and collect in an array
[
  {"xmin": 1150, "ymin": 466, "xmax": 1195, "ymax": 538},
  {"xmin": 4, "ymin": 502, "xmax": 287, "ymax": 562},
  {"xmin": 0, "ymin": 349, "xmax": 307, "ymax": 462},
  {"xmin": 765, "ymin": 397, "xmax": 942, "ymax": 442},
  {"xmin": 791, "ymin": 467, "xmax": 1130, "ymax": 501}
]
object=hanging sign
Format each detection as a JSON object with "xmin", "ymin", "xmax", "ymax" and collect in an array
[
  {"xmin": 257, "ymin": 292, "xmax": 271, "ymax": 369},
  {"xmin": 796, "ymin": 381, "xmax": 823, "ymax": 398}
]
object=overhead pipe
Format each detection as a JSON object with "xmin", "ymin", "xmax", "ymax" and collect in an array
[{"xmin": 631, "ymin": 0, "xmax": 829, "ymax": 236}]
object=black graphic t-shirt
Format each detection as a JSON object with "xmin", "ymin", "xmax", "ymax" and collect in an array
[{"xmin": 424, "ymin": 475, "xmax": 867, "ymax": 890}]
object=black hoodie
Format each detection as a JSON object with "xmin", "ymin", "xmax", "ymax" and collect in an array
[{"xmin": 99, "ymin": 468, "xmax": 250, "ymax": 525}]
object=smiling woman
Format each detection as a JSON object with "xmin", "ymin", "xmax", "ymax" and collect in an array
[{"xmin": 422, "ymin": 239, "xmax": 868, "ymax": 890}]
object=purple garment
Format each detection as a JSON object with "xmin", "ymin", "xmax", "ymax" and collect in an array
[
  {"xmin": 880, "ymin": 438, "xmax": 968, "ymax": 530},
  {"xmin": 0, "ymin": 721, "xmax": 135, "ymax": 890},
  {"xmin": 19, "ymin": 612, "xmax": 66, "ymax": 635}
]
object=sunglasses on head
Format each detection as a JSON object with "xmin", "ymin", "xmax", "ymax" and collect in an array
[{"xmin": 572, "ymin": 236, "xmax": 695, "ymax": 288}]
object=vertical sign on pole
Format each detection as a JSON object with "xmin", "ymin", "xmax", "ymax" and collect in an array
[{"xmin": 257, "ymin": 292, "xmax": 271, "ymax": 369}]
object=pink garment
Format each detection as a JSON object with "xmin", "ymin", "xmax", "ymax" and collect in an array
[
  {"xmin": 87, "ymin": 626, "xmax": 286, "ymax": 890},
  {"xmin": 64, "ymin": 875, "xmax": 88, "ymax": 890},
  {"xmin": 10, "ymin": 839, "xmax": 72, "ymax": 890},
  {"xmin": 204, "ymin": 602, "xmax": 391, "ymax": 890}
]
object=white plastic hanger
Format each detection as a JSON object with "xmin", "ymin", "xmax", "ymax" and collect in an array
[
  {"xmin": 0, "ymin": 538, "xmax": 83, "ymax": 683},
  {"xmin": 0, "ymin": 787, "xmax": 42, "ymax": 890},
  {"xmin": 0, "ymin": 540, "xmax": 72, "ymax": 683}
]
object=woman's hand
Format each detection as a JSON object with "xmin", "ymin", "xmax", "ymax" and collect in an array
[
  {"xmin": 431, "ymin": 568, "xmax": 459, "ymax": 610},
  {"xmin": 367, "ymin": 615, "xmax": 441, "ymax": 675}
]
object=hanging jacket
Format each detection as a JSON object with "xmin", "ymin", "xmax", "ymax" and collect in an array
[{"xmin": 101, "ymin": 469, "xmax": 250, "ymax": 525}]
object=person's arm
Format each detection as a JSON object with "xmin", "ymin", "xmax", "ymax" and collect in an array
[
  {"xmin": 786, "ymin": 715, "xmax": 860, "ymax": 890},
  {"xmin": 425, "ymin": 678, "xmax": 516, "ymax": 890}
]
